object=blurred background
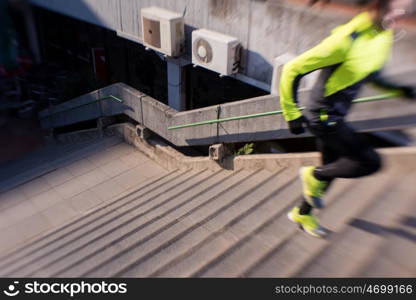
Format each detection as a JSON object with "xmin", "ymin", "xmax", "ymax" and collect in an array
[{"xmin": 1, "ymin": 0, "xmax": 416, "ymax": 163}]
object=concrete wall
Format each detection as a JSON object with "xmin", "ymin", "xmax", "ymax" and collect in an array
[
  {"xmin": 39, "ymin": 78, "xmax": 416, "ymax": 147},
  {"xmin": 38, "ymin": 90, "xmax": 101, "ymax": 129},
  {"xmin": 30, "ymin": 0, "xmax": 416, "ymax": 88}
]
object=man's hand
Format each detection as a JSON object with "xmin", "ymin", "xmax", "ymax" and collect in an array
[
  {"xmin": 401, "ymin": 86, "xmax": 416, "ymax": 99},
  {"xmin": 288, "ymin": 116, "xmax": 307, "ymax": 135}
]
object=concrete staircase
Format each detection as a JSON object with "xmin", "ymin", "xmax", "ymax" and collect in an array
[
  {"xmin": 0, "ymin": 140, "xmax": 414, "ymax": 277},
  {"xmin": 0, "ymin": 132, "xmax": 168, "ymax": 256}
]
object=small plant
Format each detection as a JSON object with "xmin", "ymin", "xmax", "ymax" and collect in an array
[{"xmin": 235, "ymin": 143, "xmax": 254, "ymax": 155}]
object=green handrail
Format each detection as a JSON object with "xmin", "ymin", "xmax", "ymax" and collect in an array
[
  {"xmin": 167, "ymin": 92, "xmax": 401, "ymax": 130},
  {"xmin": 41, "ymin": 95, "xmax": 123, "ymax": 118}
]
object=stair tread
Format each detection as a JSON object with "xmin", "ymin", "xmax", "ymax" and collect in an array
[
  {"xmin": 20, "ymin": 169, "xmax": 227, "ymax": 277},
  {"xmin": 1, "ymin": 169, "xmax": 205, "ymax": 276},
  {"xmin": 242, "ymin": 167, "xmax": 401, "ymax": 278},
  {"xmin": 98, "ymin": 170, "xmax": 275, "ymax": 278},
  {"xmin": 55, "ymin": 169, "xmax": 267, "ymax": 277},
  {"xmin": 0, "ymin": 142, "xmax": 415, "ymax": 278},
  {"xmin": 0, "ymin": 168, "xmax": 180, "ymax": 269},
  {"xmin": 197, "ymin": 175, "xmax": 355, "ymax": 277},
  {"xmin": 360, "ymin": 200, "xmax": 416, "ymax": 275},
  {"xmin": 151, "ymin": 167, "xmax": 300, "ymax": 278},
  {"xmin": 297, "ymin": 169, "xmax": 416, "ymax": 277}
]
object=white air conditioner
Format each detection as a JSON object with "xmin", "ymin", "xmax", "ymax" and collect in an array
[
  {"xmin": 192, "ymin": 29, "xmax": 241, "ymax": 76},
  {"xmin": 141, "ymin": 6, "xmax": 185, "ymax": 57}
]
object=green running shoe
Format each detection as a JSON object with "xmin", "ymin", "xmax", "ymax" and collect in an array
[
  {"xmin": 299, "ymin": 166, "xmax": 328, "ymax": 208},
  {"xmin": 287, "ymin": 206, "xmax": 327, "ymax": 238}
]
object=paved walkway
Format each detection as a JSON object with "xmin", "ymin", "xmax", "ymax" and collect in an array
[{"xmin": 0, "ymin": 140, "xmax": 167, "ymax": 254}]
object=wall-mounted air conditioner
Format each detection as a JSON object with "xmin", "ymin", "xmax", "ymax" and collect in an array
[
  {"xmin": 192, "ymin": 29, "xmax": 241, "ymax": 76},
  {"xmin": 141, "ymin": 6, "xmax": 185, "ymax": 57}
]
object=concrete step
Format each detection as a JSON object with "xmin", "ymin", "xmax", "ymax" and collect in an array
[
  {"xmin": 1, "ymin": 142, "xmax": 414, "ymax": 278},
  {"xmin": 56, "ymin": 169, "xmax": 267, "ymax": 277},
  {"xmin": 297, "ymin": 168, "xmax": 416, "ymax": 277},
  {"xmin": 93, "ymin": 169, "xmax": 276, "ymax": 278},
  {"xmin": 195, "ymin": 175, "xmax": 355, "ymax": 277},
  {"xmin": 17, "ymin": 169, "xmax": 225, "ymax": 277},
  {"xmin": 245, "ymin": 166, "xmax": 403, "ymax": 278},
  {"xmin": 355, "ymin": 199, "xmax": 416, "ymax": 277},
  {"xmin": 0, "ymin": 168, "xmax": 183, "ymax": 273},
  {"xmin": 0, "ymin": 137, "xmax": 142, "ymax": 256},
  {"xmin": 150, "ymin": 167, "xmax": 300, "ymax": 278},
  {"xmin": 0, "ymin": 168, "xmax": 202, "ymax": 276}
]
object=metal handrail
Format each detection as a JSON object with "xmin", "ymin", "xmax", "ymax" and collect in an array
[
  {"xmin": 40, "ymin": 95, "xmax": 124, "ymax": 118},
  {"xmin": 167, "ymin": 92, "xmax": 401, "ymax": 130}
]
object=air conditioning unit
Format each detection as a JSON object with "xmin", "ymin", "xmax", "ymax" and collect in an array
[
  {"xmin": 192, "ymin": 29, "xmax": 241, "ymax": 76},
  {"xmin": 141, "ymin": 6, "xmax": 185, "ymax": 57}
]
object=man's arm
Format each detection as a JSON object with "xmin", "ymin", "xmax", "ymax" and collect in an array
[
  {"xmin": 279, "ymin": 34, "xmax": 352, "ymax": 123},
  {"xmin": 370, "ymin": 71, "xmax": 416, "ymax": 99}
]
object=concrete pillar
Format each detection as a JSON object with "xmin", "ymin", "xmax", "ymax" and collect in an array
[
  {"xmin": 167, "ymin": 57, "xmax": 186, "ymax": 111},
  {"xmin": 271, "ymin": 53, "xmax": 296, "ymax": 95}
]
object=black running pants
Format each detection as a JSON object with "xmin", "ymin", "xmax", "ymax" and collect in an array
[{"xmin": 308, "ymin": 121, "xmax": 382, "ymax": 182}]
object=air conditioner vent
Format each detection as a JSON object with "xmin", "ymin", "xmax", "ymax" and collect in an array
[
  {"xmin": 192, "ymin": 29, "xmax": 241, "ymax": 76},
  {"xmin": 141, "ymin": 7, "xmax": 184, "ymax": 57},
  {"xmin": 193, "ymin": 38, "xmax": 213, "ymax": 64},
  {"xmin": 143, "ymin": 18, "xmax": 161, "ymax": 48}
]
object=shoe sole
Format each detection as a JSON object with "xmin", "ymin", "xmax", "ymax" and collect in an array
[
  {"xmin": 287, "ymin": 211, "xmax": 306, "ymax": 231},
  {"xmin": 299, "ymin": 168, "xmax": 324, "ymax": 209},
  {"xmin": 287, "ymin": 211, "xmax": 325, "ymax": 239},
  {"xmin": 287, "ymin": 211, "xmax": 296, "ymax": 223}
]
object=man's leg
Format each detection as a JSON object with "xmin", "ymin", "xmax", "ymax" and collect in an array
[
  {"xmin": 289, "ymin": 121, "xmax": 382, "ymax": 238},
  {"xmin": 312, "ymin": 123, "xmax": 382, "ymax": 181},
  {"xmin": 304, "ymin": 121, "xmax": 382, "ymax": 196},
  {"xmin": 299, "ymin": 137, "xmax": 339, "ymax": 215},
  {"xmin": 289, "ymin": 136, "xmax": 340, "ymax": 238}
]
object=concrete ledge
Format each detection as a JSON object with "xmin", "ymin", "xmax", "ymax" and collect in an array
[
  {"xmin": 106, "ymin": 123, "xmax": 223, "ymax": 172},
  {"xmin": 108, "ymin": 122, "xmax": 416, "ymax": 173},
  {"xmin": 234, "ymin": 152, "xmax": 320, "ymax": 171},
  {"xmin": 376, "ymin": 146, "xmax": 416, "ymax": 168},
  {"xmin": 233, "ymin": 146, "xmax": 416, "ymax": 172},
  {"xmin": 56, "ymin": 128, "xmax": 102, "ymax": 144}
]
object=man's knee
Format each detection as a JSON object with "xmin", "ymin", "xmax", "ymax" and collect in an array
[{"xmin": 360, "ymin": 152, "xmax": 382, "ymax": 176}]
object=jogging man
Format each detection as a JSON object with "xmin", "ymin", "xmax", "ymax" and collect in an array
[{"xmin": 280, "ymin": 0, "xmax": 416, "ymax": 237}]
